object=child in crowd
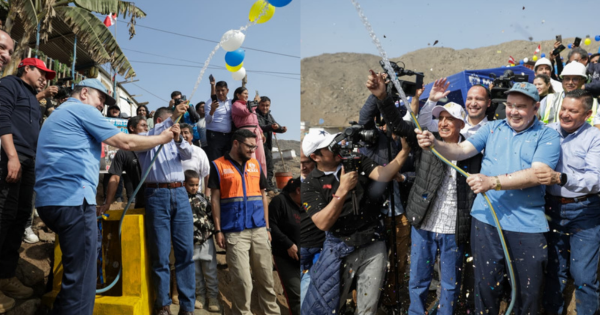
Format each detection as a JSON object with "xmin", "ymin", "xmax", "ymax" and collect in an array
[{"xmin": 183, "ymin": 170, "xmax": 220, "ymax": 312}]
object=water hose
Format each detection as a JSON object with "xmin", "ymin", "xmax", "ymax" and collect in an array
[{"xmin": 349, "ymin": 0, "xmax": 517, "ymax": 313}]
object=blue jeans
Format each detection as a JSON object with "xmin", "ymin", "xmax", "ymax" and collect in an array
[
  {"xmin": 408, "ymin": 227, "xmax": 463, "ymax": 315},
  {"xmin": 544, "ymin": 195, "xmax": 600, "ymax": 315},
  {"xmin": 38, "ymin": 201, "xmax": 97, "ymax": 315},
  {"xmin": 299, "ymin": 247, "xmax": 320, "ymax": 307},
  {"xmin": 145, "ymin": 187, "xmax": 195, "ymax": 311}
]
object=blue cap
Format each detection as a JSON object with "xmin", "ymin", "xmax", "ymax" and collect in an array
[
  {"xmin": 504, "ymin": 82, "xmax": 540, "ymax": 102},
  {"xmin": 76, "ymin": 79, "xmax": 117, "ymax": 106}
]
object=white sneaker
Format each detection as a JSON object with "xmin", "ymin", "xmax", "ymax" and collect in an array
[
  {"xmin": 23, "ymin": 227, "xmax": 39, "ymax": 244},
  {"xmin": 33, "ymin": 209, "xmax": 39, "ymax": 217}
]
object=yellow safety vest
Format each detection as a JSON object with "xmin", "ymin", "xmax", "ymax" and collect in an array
[{"xmin": 542, "ymin": 91, "xmax": 598, "ymax": 125}]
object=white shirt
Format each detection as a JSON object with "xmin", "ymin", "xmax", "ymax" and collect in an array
[
  {"xmin": 181, "ymin": 145, "xmax": 210, "ymax": 193},
  {"xmin": 550, "ymin": 79, "xmax": 563, "ymax": 94}
]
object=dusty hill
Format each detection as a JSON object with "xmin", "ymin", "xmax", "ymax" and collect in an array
[{"xmin": 301, "ymin": 38, "xmax": 600, "ymax": 127}]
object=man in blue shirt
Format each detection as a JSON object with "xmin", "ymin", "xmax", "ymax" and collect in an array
[
  {"xmin": 534, "ymin": 90, "xmax": 600, "ymax": 315},
  {"xmin": 204, "ymin": 77, "xmax": 233, "ymax": 161},
  {"xmin": 414, "ymin": 81, "xmax": 561, "ymax": 314},
  {"xmin": 35, "ymin": 79, "xmax": 175, "ymax": 315},
  {"xmin": 138, "ymin": 104, "xmax": 195, "ymax": 315}
]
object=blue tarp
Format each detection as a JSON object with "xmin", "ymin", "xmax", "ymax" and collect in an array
[{"xmin": 417, "ymin": 65, "xmax": 535, "ymax": 106}]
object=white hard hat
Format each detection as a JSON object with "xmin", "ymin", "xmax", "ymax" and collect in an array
[
  {"xmin": 534, "ymin": 58, "xmax": 552, "ymax": 71},
  {"xmin": 560, "ymin": 61, "xmax": 588, "ymax": 79}
]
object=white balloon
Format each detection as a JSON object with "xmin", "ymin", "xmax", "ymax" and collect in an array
[
  {"xmin": 221, "ymin": 30, "xmax": 245, "ymax": 52},
  {"xmin": 232, "ymin": 67, "xmax": 246, "ymax": 81},
  {"xmin": 523, "ymin": 58, "xmax": 529, "ymax": 63}
]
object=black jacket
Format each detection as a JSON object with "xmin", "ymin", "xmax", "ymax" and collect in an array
[
  {"xmin": 269, "ymin": 192, "xmax": 301, "ymax": 258},
  {"xmin": 256, "ymin": 109, "xmax": 283, "ymax": 150},
  {"xmin": 0, "ymin": 76, "xmax": 41, "ymax": 158},
  {"xmin": 375, "ymin": 95, "xmax": 481, "ymax": 244}
]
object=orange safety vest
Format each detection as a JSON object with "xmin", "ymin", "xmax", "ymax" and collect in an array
[{"xmin": 212, "ymin": 156, "xmax": 264, "ymax": 233}]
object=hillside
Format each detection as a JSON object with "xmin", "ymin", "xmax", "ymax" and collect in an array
[{"xmin": 301, "ymin": 38, "xmax": 600, "ymax": 127}]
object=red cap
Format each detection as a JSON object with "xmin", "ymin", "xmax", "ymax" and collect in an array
[{"xmin": 18, "ymin": 58, "xmax": 56, "ymax": 80}]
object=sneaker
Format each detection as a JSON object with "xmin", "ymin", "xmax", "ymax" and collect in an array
[
  {"xmin": 0, "ymin": 291, "xmax": 15, "ymax": 313},
  {"xmin": 0, "ymin": 277, "xmax": 34, "ymax": 299},
  {"xmin": 33, "ymin": 209, "xmax": 39, "ymax": 217},
  {"xmin": 23, "ymin": 226, "xmax": 39, "ymax": 244},
  {"xmin": 208, "ymin": 297, "xmax": 220, "ymax": 312},
  {"xmin": 194, "ymin": 299, "xmax": 203, "ymax": 309}
]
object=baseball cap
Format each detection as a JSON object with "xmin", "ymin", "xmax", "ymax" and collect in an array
[
  {"xmin": 504, "ymin": 82, "xmax": 540, "ymax": 102},
  {"xmin": 302, "ymin": 130, "xmax": 339, "ymax": 156},
  {"xmin": 432, "ymin": 102, "xmax": 467, "ymax": 122},
  {"xmin": 76, "ymin": 78, "xmax": 116, "ymax": 106},
  {"xmin": 18, "ymin": 58, "xmax": 56, "ymax": 80}
]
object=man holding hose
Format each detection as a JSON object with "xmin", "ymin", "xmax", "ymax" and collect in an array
[{"xmin": 412, "ymin": 81, "xmax": 560, "ymax": 314}]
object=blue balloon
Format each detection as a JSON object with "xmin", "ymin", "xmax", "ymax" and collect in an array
[
  {"xmin": 319, "ymin": 118, "xmax": 324, "ymax": 125},
  {"xmin": 541, "ymin": 53, "xmax": 546, "ymax": 58},
  {"xmin": 595, "ymin": 35, "xmax": 600, "ymax": 42},
  {"xmin": 268, "ymin": 0, "xmax": 292, "ymax": 7},
  {"xmin": 225, "ymin": 49, "xmax": 245, "ymax": 67},
  {"xmin": 519, "ymin": 60, "xmax": 524, "ymax": 65},
  {"xmin": 568, "ymin": 43, "xmax": 572, "ymax": 49}
]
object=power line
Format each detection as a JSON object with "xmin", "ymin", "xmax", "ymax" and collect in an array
[
  {"xmin": 117, "ymin": 20, "xmax": 299, "ymax": 59},
  {"xmin": 131, "ymin": 82, "xmax": 169, "ymax": 103},
  {"xmin": 128, "ymin": 60, "xmax": 300, "ymax": 77}
]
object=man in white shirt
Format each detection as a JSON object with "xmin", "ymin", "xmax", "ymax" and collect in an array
[{"xmin": 180, "ymin": 123, "xmax": 210, "ymax": 195}]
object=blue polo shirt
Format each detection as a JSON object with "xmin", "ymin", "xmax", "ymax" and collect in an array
[
  {"xmin": 35, "ymin": 98, "xmax": 120, "ymax": 207},
  {"xmin": 467, "ymin": 118, "xmax": 560, "ymax": 233}
]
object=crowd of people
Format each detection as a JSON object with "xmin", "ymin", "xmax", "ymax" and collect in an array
[
  {"xmin": 300, "ymin": 42, "xmax": 600, "ymax": 315},
  {"xmin": 0, "ymin": 28, "xmax": 300, "ymax": 315}
]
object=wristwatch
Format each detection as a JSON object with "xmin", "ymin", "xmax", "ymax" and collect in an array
[
  {"xmin": 266, "ymin": 228, "xmax": 272, "ymax": 232},
  {"xmin": 559, "ymin": 173, "xmax": 568, "ymax": 186},
  {"xmin": 494, "ymin": 176, "xmax": 502, "ymax": 191},
  {"xmin": 214, "ymin": 230, "xmax": 222, "ymax": 234}
]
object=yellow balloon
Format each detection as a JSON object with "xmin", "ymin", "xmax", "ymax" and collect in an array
[
  {"xmin": 249, "ymin": 0, "xmax": 275, "ymax": 24},
  {"xmin": 532, "ymin": 55, "xmax": 538, "ymax": 62},
  {"xmin": 226, "ymin": 62, "xmax": 243, "ymax": 72},
  {"xmin": 584, "ymin": 38, "xmax": 592, "ymax": 46}
]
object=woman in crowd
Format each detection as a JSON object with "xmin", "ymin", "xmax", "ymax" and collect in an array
[
  {"xmin": 269, "ymin": 177, "xmax": 301, "ymax": 315},
  {"xmin": 136, "ymin": 104, "xmax": 153, "ymax": 129},
  {"xmin": 231, "ymin": 87, "xmax": 267, "ymax": 175},
  {"xmin": 533, "ymin": 74, "xmax": 555, "ymax": 100}
]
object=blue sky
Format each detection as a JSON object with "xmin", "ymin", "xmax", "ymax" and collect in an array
[
  {"xmin": 301, "ymin": 0, "xmax": 600, "ymax": 58},
  {"xmin": 104, "ymin": 0, "xmax": 300, "ymax": 140}
]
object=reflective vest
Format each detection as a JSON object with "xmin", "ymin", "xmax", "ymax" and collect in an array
[
  {"xmin": 542, "ymin": 91, "xmax": 598, "ymax": 125},
  {"xmin": 212, "ymin": 156, "xmax": 264, "ymax": 233}
]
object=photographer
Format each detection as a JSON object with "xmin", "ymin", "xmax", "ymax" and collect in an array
[
  {"xmin": 301, "ymin": 129, "xmax": 410, "ymax": 314},
  {"xmin": 170, "ymin": 90, "xmax": 200, "ymax": 125}
]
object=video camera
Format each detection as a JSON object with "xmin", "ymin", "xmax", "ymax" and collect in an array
[
  {"xmin": 327, "ymin": 121, "xmax": 378, "ymax": 173},
  {"xmin": 379, "ymin": 60, "xmax": 424, "ymax": 98},
  {"xmin": 488, "ymin": 70, "xmax": 529, "ymax": 120}
]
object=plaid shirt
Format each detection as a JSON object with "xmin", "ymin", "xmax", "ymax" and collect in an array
[
  {"xmin": 419, "ymin": 163, "xmax": 458, "ymax": 234},
  {"xmin": 189, "ymin": 193, "xmax": 215, "ymax": 245}
]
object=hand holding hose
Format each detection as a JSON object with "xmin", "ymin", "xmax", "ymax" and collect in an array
[
  {"xmin": 466, "ymin": 174, "xmax": 496, "ymax": 194},
  {"xmin": 415, "ymin": 129, "xmax": 436, "ymax": 150}
]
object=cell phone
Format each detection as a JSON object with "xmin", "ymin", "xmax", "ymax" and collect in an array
[
  {"xmin": 556, "ymin": 35, "xmax": 562, "ymax": 43},
  {"xmin": 255, "ymin": 90, "xmax": 260, "ymax": 98},
  {"xmin": 552, "ymin": 44, "xmax": 566, "ymax": 56},
  {"xmin": 209, "ymin": 74, "xmax": 214, "ymax": 82},
  {"xmin": 211, "ymin": 94, "xmax": 218, "ymax": 102},
  {"xmin": 574, "ymin": 37, "xmax": 581, "ymax": 47}
]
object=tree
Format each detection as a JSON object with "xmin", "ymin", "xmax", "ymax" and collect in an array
[{"xmin": 2, "ymin": 0, "xmax": 144, "ymax": 78}]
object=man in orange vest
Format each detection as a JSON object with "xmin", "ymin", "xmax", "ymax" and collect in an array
[{"xmin": 209, "ymin": 129, "xmax": 279, "ymax": 315}]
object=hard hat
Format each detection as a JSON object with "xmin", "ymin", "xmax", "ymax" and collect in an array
[
  {"xmin": 560, "ymin": 61, "xmax": 588, "ymax": 79},
  {"xmin": 534, "ymin": 57, "xmax": 552, "ymax": 71}
]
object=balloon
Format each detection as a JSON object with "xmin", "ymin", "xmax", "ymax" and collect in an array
[
  {"xmin": 220, "ymin": 30, "xmax": 245, "ymax": 52},
  {"xmin": 595, "ymin": 35, "xmax": 600, "ymax": 42},
  {"xmin": 249, "ymin": 0, "xmax": 275, "ymax": 24},
  {"xmin": 319, "ymin": 118, "xmax": 324, "ymax": 125},
  {"xmin": 541, "ymin": 53, "xmax": 546, "ymax": 58},
  {"xmin": 267, "ymin": 0, "xmax": 292, "ymax": 7},
  {"xmin": 584, "ymin": 38, "xmax": 591, "ymax": 46},
  {"xmin": 568, "ymin": 43, "xmax": 572, "ymax": 49},
  {"xmin": 225, "ymin": 49, "xmax": 245, "ymax": 67},
  {"xmin": 524, "ymin": 58, "xmax": 529, "ymax": 63},
  {"xmin": 232, "ymin": 67, "xmax": 246, "ymax": 81},
  {"xmin": 226, "ymin": 62, "xmax": 243, "ymax": 72},
  {"xmin": 532, "ymin": 55, "xmax": 538, "ymax": 62},
  {"xmin": 519, "ymin": 60, "xmax": 524, "ymax": 65}
]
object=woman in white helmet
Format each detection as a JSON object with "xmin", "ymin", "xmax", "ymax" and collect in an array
[{"xmin": 534, "ymin": 57, "xmax": 564, "ymax": 93}]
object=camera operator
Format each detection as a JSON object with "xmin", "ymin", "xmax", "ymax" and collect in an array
[
  {"xmin": 170, "ymin": 90, "xmax": 200, "ymax": 126},
  {"xmin": 301, "ymin": 129, "xmax": 410, "ymax": 314}
]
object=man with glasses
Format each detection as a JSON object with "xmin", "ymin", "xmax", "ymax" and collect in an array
[
  {"xmin": 415, "ymin": 82, "xmax": 560, "ymax": 314},
  {"xmin": 209, "ymin": 129, "xmax": 279, "ymax": 315},
  {"xmin": 418, "ymin": 79, "xmax": 492, "ymax": 138},
  {"xmin": 540, "ymin": 61, "xmax": 600, "ymax": 128}
]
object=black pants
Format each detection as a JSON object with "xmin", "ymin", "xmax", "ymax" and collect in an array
[
  {"xmin": 274, "ymin": 254, "xmax": 300, "ymax": 315},
  {"xmin": 205, "ymin": 130, "xmax": 231, "ymax": 161},
  {"xmin": 0, "ymin": 152, "xmax": 35, "ymax": 278},
  {"xmin": 471, "ymin": 218, "xmax": 547, "ymax": 315},
  {"xmin": 264, "ymin": 146, "xmax": 275, "ymax": 189}
]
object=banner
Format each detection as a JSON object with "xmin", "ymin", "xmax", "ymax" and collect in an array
[{"xmin": 100, "ymin": 117, "xmax": 129, "ymax": 173}]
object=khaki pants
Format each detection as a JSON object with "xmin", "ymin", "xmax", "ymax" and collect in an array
[
  {"xmin": 225, "ymin": 228, "xmax": 279, "ymax": 315},
  {"xmin": 382, "ymin": 213, "xmax": 411, "ymax": 306}
]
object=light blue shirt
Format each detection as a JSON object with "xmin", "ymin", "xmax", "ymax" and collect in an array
[
  {"xmin": 205, "ymin": 98, "xmax": 232, "ymax": 133},
  {"xmin": 35, "ymin": 98, "xmax": 120, "ymax": 207},
  {"xmin": 138, "ymin": 116, "xmax": 192, "ymax": 183},
  {"xmin": 547, "ymin": 122, "xmax": 600, "ymax": 198},
  {"xmin": 467, "ymin": 118, "xmax": 560, "ymax": 233}
]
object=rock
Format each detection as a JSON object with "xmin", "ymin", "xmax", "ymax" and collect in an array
[
  {"xmin": 6, "ymin": 298, "xmax": 40, "ymax": 315},
  {"xmin": 37, "ymin": 230, "xmax": 54, "ymax": 243}
]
